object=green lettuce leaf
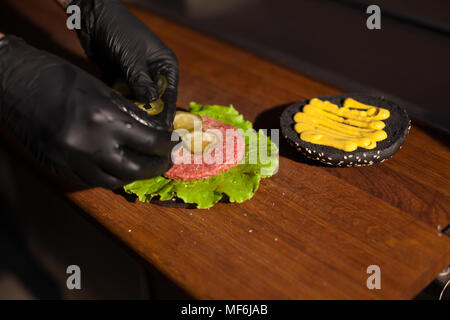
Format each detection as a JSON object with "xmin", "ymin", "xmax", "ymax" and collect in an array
[{"xmin": 124, "ymin": 103, "xmax": 279, "ymax": 209}]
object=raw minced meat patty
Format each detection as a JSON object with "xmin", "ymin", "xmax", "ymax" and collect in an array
[{"xmin": 164, "ymin": 116, "xmax": 245, "ymax": 181}]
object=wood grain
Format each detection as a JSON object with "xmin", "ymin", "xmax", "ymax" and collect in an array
[{"xmin": 3, "ymin": 0, "xmax": 450, "ymax": 299}]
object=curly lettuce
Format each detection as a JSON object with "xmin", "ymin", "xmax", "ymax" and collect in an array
[{"xmin": 124, "ymin": 102, "xmax": 278, "ymax": 209}]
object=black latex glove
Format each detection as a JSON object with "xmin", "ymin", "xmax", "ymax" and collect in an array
[
  {"xmin": 71, "ymin": 0, "xmax": 179, "ymax": 129},
  {"xmin": 0, "ymin": 36, "xmax": 176, "ymax": 189}
]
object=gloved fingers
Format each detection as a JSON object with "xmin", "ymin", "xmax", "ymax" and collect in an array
[
  {"xmin": 115, "ymin": 120, "xmax": 178, "ymax": 158},
  {"xmin": 160, "ymin": 88, "xmax": 178, "ymax": 129},
  {"xmin": 94, "ymin": 171, "xmax": 124, "ymax": 190},
  {"xmin": 99, "ymin": 148, "xmax": 172, "ymax": 182},
  {"xmin": 140, "ymin": 88, "xmax": 177, "ymax": 132},
  {"xmin": 124, "ymin": 66, "xmax": 178, "ymax": 131},
  {"xmin": 126, "ymin": 63, "xmax": 178, "ymax": 129},
  {"xmin": 74, "ymin": 161, "xmax": 123, "ymax": 190},
  {"xmin": 110, "ymin": 90, "xmax": 170, "ymax": 131},
  {"xmin": 163, "ymin": 59, "xmax": 179, "ymax": 93},
  {"xmin": 91, "ymin": 170, "xmax": 123, "ymax": 190},
  {"xmin": 136, "ymin": 154, "xmax": 173, "ymax": 179},
  {"xmin": 127, "ymin": 68, "xmax": 159, "ymax": 102},
  {"xmin": 151, "ymin": 63, "xmax": 179, "ymax": 129}
]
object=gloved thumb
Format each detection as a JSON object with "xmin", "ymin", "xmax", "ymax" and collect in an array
[{"xmin": 127, "ymin": 70, "xmax": 159, "ymax": 102}]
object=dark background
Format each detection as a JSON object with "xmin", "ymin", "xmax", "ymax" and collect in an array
[{"xmin": 129, "ymin": 0, "xmax": 450, "ymax": 132}]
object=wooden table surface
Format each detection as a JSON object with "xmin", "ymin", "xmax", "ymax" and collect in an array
[{"xmin": 5, "ymin": 0, "xmax": 450, "ymax": 299}]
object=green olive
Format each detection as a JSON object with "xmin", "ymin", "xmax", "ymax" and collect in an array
[
  {"xmin": 135, "ymin": 74, "xmax": 167, "ymax": 116},
  {"xmin": 135, "ymin": 99, "xmax": 164, "ymax": 116},
  {"xmin": 112, "ymin": 75, "xmax": 168, "ymax": 116}
]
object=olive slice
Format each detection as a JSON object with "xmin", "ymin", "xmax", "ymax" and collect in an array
[
  {"xmin": 181, "ymin": 131, "xmax": 219, "ymax": 155},
  {"xmin": 135, "ymin": 99, "xmax": 164, "ymax": 116},
  {"xmin": 134, "ymin": 74, "xmax": 168, "ymax": 116},
  {"xmin": 173, "ymin": 111, "xmax": 203, "ymax": 132}
]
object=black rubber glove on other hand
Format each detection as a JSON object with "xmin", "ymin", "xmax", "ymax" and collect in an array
[
  {"xmin": 0, "ymin": 36, "xmax": 176, "ymax": 189},
  {"xmin": 71, "ymin": 0, "xmax": 179, "ymax": 129}
]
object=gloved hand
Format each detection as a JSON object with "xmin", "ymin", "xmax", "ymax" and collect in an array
[
  {"xmin": 0, "ymin": 36, "xmax": 176, "ymax": 189},
  {"xmin": 70, "ymin": 0, "xmax": 179, "ymax": 129}
]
